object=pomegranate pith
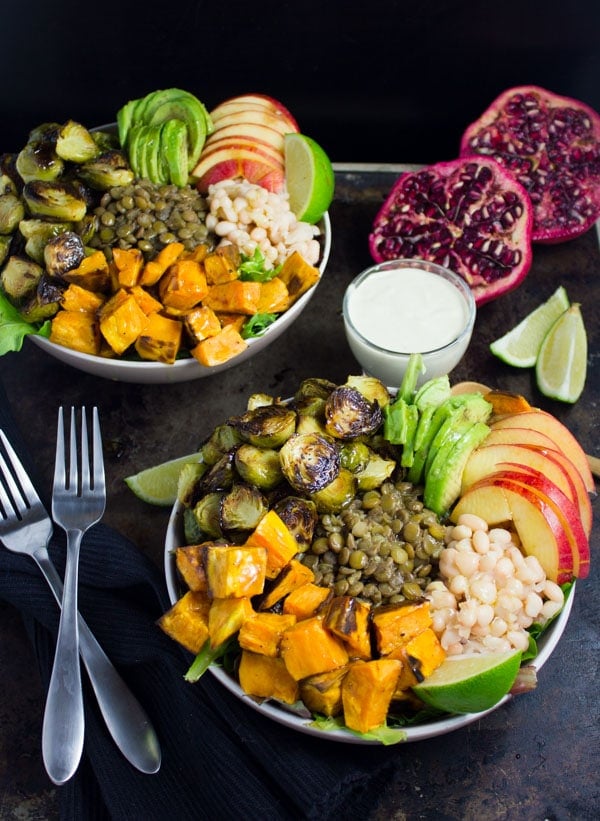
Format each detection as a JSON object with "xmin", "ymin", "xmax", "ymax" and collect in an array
[
  {"xmin": 369, "ymin": 157, "xmax": 533, "ymax": 305},
  {"xmin": 459, "ymin": 85, "xmax": 600, "ymax": 243}
]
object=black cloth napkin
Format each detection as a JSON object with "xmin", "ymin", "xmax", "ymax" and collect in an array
[{"xmin": 0, "ymin": 381, "xmax": 401, "ymax": 820}]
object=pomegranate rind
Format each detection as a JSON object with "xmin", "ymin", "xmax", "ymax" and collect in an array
[
  {"xmin": 368, "ymin": 156, "xmax": 533, "ymax": 306},
  {"xmin": 459, "ymin": 85, "xmax": 600, "ymax": 243}
]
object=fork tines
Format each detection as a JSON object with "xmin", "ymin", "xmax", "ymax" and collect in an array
[{"xmin": 55, "ymin": 407, "xmax": 105, "ymax": 498}]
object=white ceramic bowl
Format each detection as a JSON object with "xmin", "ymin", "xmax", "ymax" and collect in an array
[
  {"xmin": 31, "ymin": 212, "xmax": 331, "ymax": 383},
  {"xmin": 342, "ymin": 259, "xmax": 476, "ymax": 388},
  {"xmin": 164, "ymin": 497, "xmax": 573, "ymax": 745}
]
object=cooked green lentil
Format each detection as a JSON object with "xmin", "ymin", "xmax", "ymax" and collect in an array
[
  {"xmin": 300, "ymin": 480, "xmax": 449, "ymax": 606},
  {"xmin": 88, "ymin": 178, "xmax": 210, "ymax": 259}
]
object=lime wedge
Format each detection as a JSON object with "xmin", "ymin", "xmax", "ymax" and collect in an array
[
  {"xmin": 412, "ymin": 650, "xmax": 522, "ymax": 714},
  {"xmin": 490, "ymin": 286, "xmax": 570, "ymax": 367},
  {"xmin": 535, "ymin": 303, "xmax": 587, "ymax": 403},
  {"xmin": 125, "ymin": 452, "xmax": 203, "ymax": 506},
  {"xmin": 284, "ymin": 133, "xmax": 335, "ymax": 224}
]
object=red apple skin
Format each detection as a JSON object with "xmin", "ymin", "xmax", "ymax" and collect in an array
[
  {"xmin": 207, "ymin": 109, "xmax": 297, "ymax": 136},
  {"xmin": 484, "ymin": 469, "xmax": 590, "ymax": 579},
  {"xmin": 452, "ymin": 478, "xmax": 575, "ymax": 583},
  {"xmin": 490, "ymin": 410, "xmax": 595, "ymax": 494},
  {"xmin": 192, "ymin": 147, "xmax": 285, "ymax": 193},
  {"xmin": 484, "ymin": 427, "xmax": 557, "ymax": 450},
  {"xmin": 462, "ymin": 443, "xmax": 578, "ymax": 507},
  {"xmin": 197, "ymin": 137, "xmax": 284, "ymax": 167},
  {"xmin": 204, "ymin": 122, "xmax": 285, "ymax": 152},
  {"xmin": 215, "ymin": 94, "xmax": 300, "ymax": 131}
]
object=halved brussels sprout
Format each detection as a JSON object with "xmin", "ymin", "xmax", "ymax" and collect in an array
[
  {"xmin": 324, "ymin": 386, "xmax": 383, "ymax": 440},
  {"xmin": 22, "ymin": 180, "xmax": 88, "ymax": 221},
  {"xmin": 230, "ymin": 404, "xmax": 297, "ymax": 448},
  {"xmin": 0, "ymin": 255, "xmax": 44, "ymax": 301},
  {"xmin": 0, "ymin": 235, "xmax": 11, "ymax": 267},
  {"xmin": 196, "ymin": 451, "xmax": 236, "ymax": 496},
  {"xmin": 16, "ymin": 141, "xmax": 64, "ymax": 183},
  {"xmin": 183, "ymin": 505, "xmax": 205, "ymax": 545},
  {"xmin": 246, "ymin": 392, "xmax": 275, "ymax": 410},
  {"xmin": 200, "ymin": 424, "xmax": 243, "ymax": 466},
  {"xmin": 234, "ymin": 444, "xmax": 283, "ymax": 490},
  {"xmin": 75, "ymin": 213, "xmax": 98, "ymax": 246},
  {"xmin": 310, "ymin": 468, "xmax": 357, "ymax": 513},
  {"xmin": 355, "ymin": 451, "xmax": 396, "ymax": 491},
  {"xmin": 294, "ymin": 377, "xmax": 337, "ymax": 401},
  {"xmin": 78, "ymin": 151, "xmax": 134, "ymax": 190},
  {"xmin": 43, "ymin": 231, "xmax": 85, "ymax": 277},
  {"xmin": 339, "ymin": 441, "xmax": 371, "ymax": 473},
  {"xmin": 19, "ymin": 274, "xmax": 64, "ymax": 323},
  {"xmin": 19, "ymin": 219, "xmax": 73, "ymax": 264},
  {"xmin": 272, "ymin": 496, "xmax": 318, "ymax": 553},
  {"xmin": 220, "ymin": 484, "xmax": 268, "ymax": 534},
  {"xmin": 0, "ymin": 193, "xmax": 25, "ymax": 234},
  {"xmin": 192, "ymin": 492, "xmax": 224, "ymax": 539},
  {"xmin": 345, "ymin": 375, "xmax": 391, "ymax": 408},
  {"xmin": 176, "ymin": 462, "xmax": 207, "ymax": 506},
  {"xmin": 279, "ymin": 432, "xmax": 340, "ymax": 494},
  {"xmin": 55, "ymin": 120, "xmax": 99, "ymax": 163}
]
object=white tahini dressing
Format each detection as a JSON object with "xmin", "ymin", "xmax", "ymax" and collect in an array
[{"xmin": 347, "ymin": 267, "xmax": 468, "ymax": 352}]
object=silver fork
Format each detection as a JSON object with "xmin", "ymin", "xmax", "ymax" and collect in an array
[{"xmin": 0, "ymin": 426, "xmax": 161, "ymax": 779}]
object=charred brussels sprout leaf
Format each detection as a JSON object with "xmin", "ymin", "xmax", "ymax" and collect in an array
[
  {"xmin": 230, "ymin": 404, "xmax": 297, "ymax": 449},
  {"xmin": 0, "ymin": 236, "xmax": 12, "ymax": 267},
  {"xmin": 234, "ymin": 444, "xmax": 284, "ymax": 490},
  {"xmin": 272, "ymin": 496, "xmax": 318, "ymax": 553},
  {"xmin": 325, "ymin": 386, "xmax": 383, "ymax": 440},
  {"xmin": 192, "ymin": 492, "xmax": 224, "ymax": 539},
  {"xmin": 355, "ymin": 451, "xmax": 396, "ymax": 491},
  {"xmin": 310, "ymin": 468, "xmax": 357, "ymax": 513},
  {"xmin": 22, "ymin": 180, "xmax": 88, "ymax": 221},
  {"xmin": 220, "ymin": 484, "xmax": 268, "ymax": 535},
  {"xmin": 294, "ymin": 377, "xmax": 337, "ymax": 402},
  {"xmin": 43, "ymin": 231, "xmax": 85, "ymax": 277},
  {"xmin": 0, "ymin": 193, "xmax": 25, "ymax": 234},
  {"xmin": 196, "ymin": 451, "xmax": 236, "ymax": 496},
  {"xmin": 19, "ymin": 275, "xmax": 64, "ymax": 323},
  {"xmin": 246, "ymin": 393, "xmax": 275, "ymax": 411},
  {"xmin": 78, "ymin": 150, "xmax": 134, "ymax": 190},
  {"xmin": 345, "ymin": 375, "xmax": 391, "ymax": 408},
  {"xmin": 18, "ymin": 219, "xmax": 73, "ymax": 264},
  {"xmin": 200, "ymin": 424, "xmax": 243, "ymax": 466},
  {"xmin": 279, "ymin": 432, "xmax": 341, "ymax": 494},
  {"xmin": 16, "ymin": 141, "xmax": 64, "ymax": 183},
  {"xmin": 55, "ymin": 120, "xmax": 100, "ymax": 163}
]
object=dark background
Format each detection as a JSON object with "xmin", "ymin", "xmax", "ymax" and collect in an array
[{"xmin": 2, "ymin": 0, "xmax": 599, "ymax": 163}]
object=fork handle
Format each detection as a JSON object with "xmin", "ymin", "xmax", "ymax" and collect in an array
[{"xmin": 33, "ymin": 547, "xmax": 161, "ymax": 774}]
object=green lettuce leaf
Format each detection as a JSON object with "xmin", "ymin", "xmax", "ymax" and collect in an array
[{"xmin": 0, "ymin": 291, "xmax": 50, "ymax": 355}]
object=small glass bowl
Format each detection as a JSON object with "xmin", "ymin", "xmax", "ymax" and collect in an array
[{"xmin": 342, "ymin": 258, "xmax": 476, "ymax": 388}]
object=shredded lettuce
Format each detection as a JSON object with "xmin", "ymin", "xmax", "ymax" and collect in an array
[
  {"xmin": 242, "ymin": 312, "xmax": 278, "ymax": 338},
  {"xmin": 310, "ymin": 714, "xmax": 408, "ymax": 745},
  {"xmin": 0, "ymin": 291, "xmax": 50, "ymax": 355},
  {"xmin": 238, "ymin": 248, "xmax": 281, "ymax": 282}
]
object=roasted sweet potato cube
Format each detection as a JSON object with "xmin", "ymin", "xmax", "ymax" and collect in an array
[
  {"xmin": 98, "ymin": 289, "xmax": 147, "ymax": 354},
  {"xmin": 324, "ymin": 596, "xmax": 372, "ymax": 660},
  {"xmin": 258, "ymin": 560, "xmax": 315, "ymax": 610},
  {"xmin": 49, "ymin": 310, "xmax": 101, "ymax": 355},
  {"xmin": 158, "ymin": 259, "xmax": 209, "ymax": 311},
  {"xmin": 208, "ymin": 596, "xmax": 254, "ymax": 648},
  {"xmin": 280, "ymin": 616, "xmax": 349, "ymax": 681},
  {"xmin": 140, "ymin": 242, "xmax": 185, "ymax": 286},
  {"xmin": 342, "ymin": 659, "xmax": 402, "ymax": 734},
  {"xmin": 203, "ymin": 280, "xmax": 261, "ymax": 314},
  {"xmin": 238, "ymin": 651, "xmax": 299, "ymax": 704},
  {"xmin": 112, "ymin": 247, "xmax": 144, "ymax": 288},
  {"xmin": 371, "ymin": 600, "xmax": 433, "ymax": 656},
  {"xmin": 282, "ymin": 583, "xmax": 332, "ymax": 619},
  {"xmin": 60, "ymin": 283, "xmax": 105, "ymax": 314},
  {"xmin": 129, "ymin": 285, "xmax": 162, "ymax": 316},
  {"xmin": 134, "ymin": 312, "xmax": 183, "ymax": 364},
  {"xmin": 276, "ymin": 251, "xmax": 320, "ymax": 304},
  {"xmin": 300, "ymin": 665, "xmax": 349, "ymax": 717},
  {"xmin": 191, "ymin": 323, "xmax": 248, "ymax": 367},
  {"xmin": 245, "ymin": 509, "xmax": 299, "ymax": 579},
  {"xmin": 181, "ymin": 243, "xmax": 210, "ymax": 264},
  {"xmin": 203, "ymin": 246, "xmax": 240, "ymax": 285},
  {"xmin": 184, "ymin": 305, "xmax": 222, "ymax": 344},
  {"xmin": 157, "ymin": 590, "xmax": 211, "ymax": 654},
  {"xmin": 389, "ymin": 627, "xmax": 447, "ymax": 690},
  {"xmin": 63, "ymin": 250, "xmax": 111, "ymax": 292},
  {"xmin": 257, "ymin": 277, "xmax": 289, "ymax": 313},
  {"xmin": 214, "ymin": 313, "xmax": 246, "ymax": 332},
  {"xmin": 238, "ymin": 612, "xmax": 297, "ymax": 656},
  {"xmin": 175, "ymin": 544, "xmax": 209, "ymax": 592},
  {"xmin": 206, "ymin": 545, "xmax": 267, "ymax": 599}
]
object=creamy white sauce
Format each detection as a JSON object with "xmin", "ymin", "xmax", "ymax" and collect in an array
[{"xmin": 346, "ymin": 267, "xmax": 468, "ymax": 353}]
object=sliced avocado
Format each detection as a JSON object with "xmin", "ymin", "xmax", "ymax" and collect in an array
[
  {"xmin": 160, "ymin": 119, "xmax": 189, "ymax": 187},
  {"xmin": 148, "ymin": 98, "xmax": 209, "ymax": 170},
  {"xmin": 400, "ymin": 403, "xmax": 419, "ymax": 468},
  {"xmin": 413, "ymin": 375, "xmax": 452, "ymax": 410},
  {"xmin": 397, "ymin": 353, "xmax": 425, "ymax": 402},
  {"xmin": 127, "ymin": 124, "xmax": 146, "ymax": 178},
  {"xmin": 423, "ymin": 394, "xmax": 492, "ymax": 477},
  {"xmin": 144, "ymin": 124, "xmax": 169, "ymax": 185},
  {"xmin": 116, "ymin": 98, "xmax": 139, "ymax": 148},
  {"xmin": 424, "ymin": 421, "xmax": 491, "ymax": 515},
  {"xmin": 383, "ymin": 397, "xmax": 411, "ymax": 444}
]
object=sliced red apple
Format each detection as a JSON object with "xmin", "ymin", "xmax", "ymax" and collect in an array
[
  {"xmin": 483, "ymin": 427, "xmax": 557, "ymax": 450},
  {"xmin": 451, "ymin": 477, "xmax": 575, "ymax": 583},
  {"xmin": 204, "ymin": 122, "xmax": 285, "ymax": 152},
  {"xmin": 208, "ymin": 109, "xmax": 298, "ymax": 136},
  {"xmin": 198, "ymin": 137, "xmax": 284, "ymax": 167},
  {"xmin": 484, "ymin": 469, "xmax": 590, "ymax": 579},
  {"xmin": 215, "ymin": 94, "xmax": 299, "ymax": 131},
  {"xmin": 192, "ymin": 146, "xmax": 285, "ymax": 193},
  {"xmin": 490, "ymin": 410, "xmax": 595, "ymax": 493}
]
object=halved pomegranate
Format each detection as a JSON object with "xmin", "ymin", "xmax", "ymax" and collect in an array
[
  {"xmin": 459, "ymin": 85, "xmax": 600, "ymax": 243},
  {"xmin": 369, "ymin": 157, "xmax": 533, "ymax": 305}
]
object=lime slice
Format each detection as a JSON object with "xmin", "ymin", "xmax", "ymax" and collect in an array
[
  {"xmin": 412, "ymin": 650, "xmax": 522, "ymax": 714},
  {"xmin": 125, "ymin": 452, "xmax": 203, "ymax": 506},
  {"xmin": 535, "ymin": 303, "xmax": 587, "ymax": 403},
  {"xmin": 284, "ymin": 133, "xmax": 335, "ymax": 224},
  {"xmin": 490, "ymin": 286, "xmax": 570, "ymax": 367}
]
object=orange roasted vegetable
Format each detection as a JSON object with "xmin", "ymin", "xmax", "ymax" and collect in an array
[
  {"xmin": 257, "ymin": 277, "xmax": 289, "ymax": 313},
  {"xmin": 134, "ymin": 312, "xmax": 183, "ymax": 364},
  {"xmin": 112, "ymin": 247, "xmax": 144, "ymax": 288},
  {"xmin": 238, "ymin": 651, "xmax": 299, "ymax": 704},
  {"xmin": 60, "ymin": 283, "xmax": 105, "ymax": 314},
  {"xmin": 129, "ymin": 285, "xmax": 162, "ymax": 316},
  {"xmin": 238, "ymin": 612, "xmax": 297, "ymax": 656},
  {"xmin": 174, "ymin": 544, "xmax": 209, "ymax": 592},
  {"xmin": 341, "ymin": 659, "xmax": 402, "ymax": 734},
  {"xmin": 324, "ymin": 596, "xmax": 372, "ymax": 660},
  {"xmin": 389, "ymin": 627, "xmax": 446, "ymax": 690},
  {"xmin": 203, "ymin": 245, "xmax": 240, "ymax": 285},
  {"xmin": 276, "ymin": 251, "xmax": 320, "ymax": 304},
  {"xmin": 257, "ymin": 560, "xmax": 315, "ymax": 610},
  {"xmin": 282, "ymin": 582, "xmax": 332, "ymax": 619},
  {"xmin": 300, "ymin": 665, "xmax": 349, "ymax": 717},
  {"xmin": 157, "ymin": 590, "xmax": 211, "ymax": 654},
  {"xmin": 139, "ymin": 242, "xmax": 185, "ymax": 286},
  {"xmin": 208, "ymin": 596, "xmax": 254, "ymax": 648},
  {"xmin": 191, "ymin": 323, "xmax": 248, "ymax": 366},
  {"xmin": 203, "ymin": 280, "xmax": 261, "ymax": 314},
  {"xmin": 63, "ymin": 250, "xmax": 111, "ymax": 292},
  {"xmin": 371, "ymin": 600, "xmax": 433, "ymax": 656},
  {"xmin": 205, "ymin": 545, "xmax": 267, "ymax": 599},
  {"xmin": 280, "ymin": 616, "xmax": 349, "ymax": 681},
  {"xmin": 184, "ymin": 305, "xmax": 222, "ymax": 344},
  {"xmin": 49, "ymin": 310, "xmax": 101, "ymax": 355},
  {"xmin": 158, "ymin": 259, "xmax": 209, "ymax": 311},
  {"xmin": 98, "ymin": 289, "xmax": 147, "ymax": 354},
  {"xmin": 245, "ymin": 509, "xmax": 299, "ymax": 579}
]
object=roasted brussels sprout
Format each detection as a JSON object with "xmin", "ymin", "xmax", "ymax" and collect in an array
[
  {"xmin": 43, "ymin": 231, "xmax": 85, "ymax": 277},
  {"xmin": 18, "ymin": 219, "xmax": 72, "ymax": 264},
  {"xmin": 0, "ymin": 255, "xmax": 43, "ymax": 301},
  {"xmin": 234, "ymin": 444, "xmax": 283, "ymax": 490},
  {"xmin": 195, "ymin": 451, "xmax": 236, "ymax": 496},
  {"xmin": 74, "ymin": 213, "xmax": 98, "ymax": 246},
  {"xmin": 183, "ymin": 505, "xmax": 205, "ymax": 544},
  {"xmin": 55, "ymin": 120, "xmax": 99, "ymax": 163},
  {"xmin": 246, "ymin": 392, "xmax": 275, "ymax": 410},
  {"xmin": 200, "ymin": 424, "xmax": 243, "ymax": 466},
  {"xmin": 220, "ymin": 484, "xmax": 268, "ymax": 534},
  {"xmin": 310, "ymin": 468, "xmax": 357, "ymax": 513},
  {"xmin": 324, "ymin": 386, "xmax": 383, "ymax": 440},
  {"xmin": 0, "ymin": 193, "xmax": 25, "ymax": 234},
  {"xmin": 27, "ymin": 123, "xmax": 60, "ymax": 143},
  {"xmin": 355, "ymin": 451, "xmax": 396, "ymax": 491},
  {"xmin": 78, "ymin": 150, "xmax": 134, "ymax": 190},
  {"xmin": 230, "ymin": 404, "xmax": 297, "ymax": 449},
  {"xmin": 345, "ymin": 375, "xmax": 391, "ymax": 408},
  {"xmin": 272, "ymin": 496, "xmax": 318, "ymax": 553},
  {"xmin": 91, "ymin": 130, "xmax": 120, "ymax": 152},
  {"xmin": 0, "ymin": 153, "xmax": 21, "ymax": 193},
  {"xmin": 339, "ymin": 441, "xmax": 371, "ymax": 473},
  {"xmin": 0, "ymin": 235, "xmax": 11, "ymax": 266},
  {"xmin": 1, "ymin": 171, "xmax": 17, "ymax": 196},
  {"xmin": 177, "ymin": 461, "xmax": 207, "ymax": 507},
  {"xmin": 192, "ymin": 492, "xmax": 224, "ymax": 539},
  {"xmin": 22, "ymin": 180, "xmax": 88, "ymax": 221},
  {"xmin": 294, "ymin": 377, "xmax": 337, "ymax": 401},
  {"xmin": 19, "ymin": 274, "xmax": 64, "ymax": 323},
  {"xmin": 279, "ymin": 432, "xmax": 340, "ymax": 494},
  {"xmin": 16, "ymin": 141, "xmax": 64, "ymax": 183}
]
